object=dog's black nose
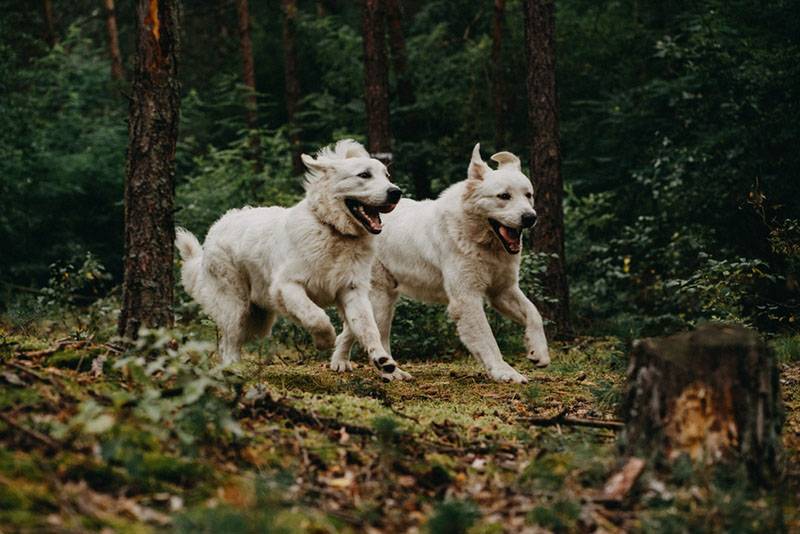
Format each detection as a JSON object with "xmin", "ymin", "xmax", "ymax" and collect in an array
[
  {"xmin": 521, "ymin": 212, "xmax": 538, "ymax": 228},
  {"xmin": 386, "ymin": 187, "xmax": 402, "ymax": 204}
]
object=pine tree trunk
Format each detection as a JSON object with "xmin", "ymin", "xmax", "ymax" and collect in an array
[
  {"xmin": 623, "ymin": 324, "xmax": 784, "ymax": 486},
  {"xmin": 385, "ymin": 0, "xmax": 412, "ymax": 107},
  {"xmin": 235, "ymin": 0, "xmax": 262, "ymax": 171},
  {"xmin": 42, "ymin": 0, "xmax": 57, "ymax": 47},
  {"xmin": 491, "ymin": 0, "xmax": 506, "ymax": 150},
  {"xmin": 118, "ymin": 0, "xmax": 180, "ymax": 339},
  {"xmin": 282, "ymin": 0, "xmax": 303, "ymax": 176},
  {"xmin": 104, "ymin": 0, "xmax": 125, "ymax": 82},
  {"xmin": 523, "ymin": 0, "xmax": 572, "ymax": 337},
  {"xmin": 362, "ymin": 0, "xmax": 392, "ymax": 165}
]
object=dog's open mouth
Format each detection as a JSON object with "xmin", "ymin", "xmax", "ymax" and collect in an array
[
  {"xmin": 489, "ymin": 219, "xmax": 522, "ymax": 254},
  {"xmin": 345, "ymin": 198, "xmax": 397, "ymax": 234}
]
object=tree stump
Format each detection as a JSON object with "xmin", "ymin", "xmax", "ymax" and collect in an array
[{"xmin": 622, "ymin": 323, "xmax": 783, "ymax": 485}]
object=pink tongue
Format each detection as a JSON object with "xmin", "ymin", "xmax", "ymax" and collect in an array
[
  {"xmin": 499, "ymin": 226, "xmax": 520, "ymax": 250},
  {"xmin": 368, "ymin": 216, "xmax": 382, "ymax": 231}
]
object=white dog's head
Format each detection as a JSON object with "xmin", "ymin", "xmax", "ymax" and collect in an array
[
  {"xmin": 301, "ymin": 139, "xmax": 402, "ymax": 236},
  {"xmin": 463, "ymin": 143, "xmax": 537, "ymax": 254}
]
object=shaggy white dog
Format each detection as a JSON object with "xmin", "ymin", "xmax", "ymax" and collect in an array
[
  {"xmin": 176, "ymin": 139, "xmax": 411, "ymax": 380},
  {"xmin": 331, "ymin": 144, "xmax": 550, "ymax": 383}
]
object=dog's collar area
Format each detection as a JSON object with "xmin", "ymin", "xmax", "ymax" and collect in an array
[{"xmin": 488, "ymin": 218, "xmax": 522, "ymax": 254}]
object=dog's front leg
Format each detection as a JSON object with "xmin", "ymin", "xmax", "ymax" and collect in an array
[
  {"xmin": 337, "ymin": 287, "xmax": 411, "ymax": 381},
  {"xmin": 275, "ymin": 282, "xmax": 336, "ymax": 349},
  {"xmin": 447, "ymin": 293, "xmax": 528, "ymax": 383},
  {"xmin": 490, "ymin": 286, "xmax": 550, "ymax": 367}
]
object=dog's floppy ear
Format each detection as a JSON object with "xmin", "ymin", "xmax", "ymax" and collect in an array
[
  {"xmin": 490, "ymin": 151, "xmax": 521, "ymax": 172},
  {"xmin": 468, "ymin": 143, "xmax": 490, "ymax": 181},
  {"xmin": 338, "ymin": 139, "xmax": 370, "ymax": 159},
  {"xmin": 301, "ymin": 153, "xmax": 327, "ymax": 173}
]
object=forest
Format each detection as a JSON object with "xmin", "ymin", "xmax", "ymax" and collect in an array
[{"xmin": 0, "ymin": 0, "xmax": 799, "ymax": 531}]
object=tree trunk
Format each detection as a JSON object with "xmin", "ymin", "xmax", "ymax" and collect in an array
[
  {"xmin": 385, "ymin": 0, "xmax": 412, "ymax": 106},
  {"xmin": 282, "ymin": 0, "xmax": 303, "ymax": 176},
  {"xmin": 523, "ymin": 0, "xmax": 572, "ymax": 337},
  {"xmin": 118, "ymin": 0, "xmax": 181, "ymax": 339},
  {"xmin": 235, "ymin": 0, "xmax": 262, "ymax": 171},
  {"xmin": 362, "ymin": 0, "xmax": 392, "ymax": 165},
  {"xmin": 104, "ymin": 0, "xmax": 125, "ymax": 82},
  {"xmin": 491, "ymin": 0, "xmax": 506, "ymax": 150},
  {"xmin": 623, "ymin": 324, "xmax": 783, "ymax": 486},
  {"xmin": 42, "ymin": 0, "xmax": 57, "ymax": 47}
]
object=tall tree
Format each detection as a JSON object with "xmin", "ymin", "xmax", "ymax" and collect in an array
[
  {"xmin": 385, "ymin": 0, "xmax": 412, "ymax": 106},
  {"xmin": 118, "ymin": 0, "xmax": 181, "ymax": 339},
  {"xmin": 361, "ymin": 0, "xmax": 392, "ymax": 165},
  {"xmin": 491, "ymin": 0, "xmax": 506, "ymax": 149},
  {"xmin": 235, "ymin": 0, "xmax": 262, "ymax": 171},
  {"xmin": 523, "ymin": 0, "xmax": 572, "ymax": 337},
  {"xmin": 103, "ymin": 0, "xmax": 125, "ymax": 82},
  {"xmin": 282, "ymin": 0, "xmax": 303, "ymax": 175},
  {"xmin": 42, "ymin": 0, "xmax": 57, "ymax": 47}
]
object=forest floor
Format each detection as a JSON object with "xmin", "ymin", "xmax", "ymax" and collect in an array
[{"xmin": 0, "ymin": 321, "xmax": 798, "ymax": 533}]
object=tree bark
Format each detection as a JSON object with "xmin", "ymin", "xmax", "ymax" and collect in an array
[
  {"xmin": 104, "ymin": 0, "xmax": 125, "ymax": 82},
  {"xmin": 42, "ymin": 0, "xmax": 57, "ymax": 47},
  {"xmin": 235, "ymin": 0, "xmax": 262, "ymax": 171},
  {"xmin": 282, "ymin": 0, "xmax": 303, "ymax": 175},
  {"xmin": 623, "ymin": 324, "xmax": 784, "ymax": 486},
  {"xmin": 523, "ymin": 0, "xmax": 572, "ymax": 337},
  {"xmin": 118, "ymin": 0, "xmax": 181, "ymax": 339},
  {"xmin": 385, "ymin": 0, "xmax": 412, "ymax": 107},
  {"xmin": 491, "ymin": 0, "xmax": 506, "ymax": 150},
  {"xmin": 362, "ymin": 0, "xmax": 392, "ymax": 165}
]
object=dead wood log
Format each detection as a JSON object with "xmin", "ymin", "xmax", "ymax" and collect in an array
[{"xmin": 622, "ymin": 323, "xmax": 783, "ymax": 485}]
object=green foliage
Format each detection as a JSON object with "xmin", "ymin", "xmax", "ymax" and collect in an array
[
  {"xmin": 0, "ymin": 26, "xmax": 127, "ymax": 286},
  {"xmin": 427, "ymin": 499, "xmax": 480, "ymax": 534},
  {"xmin": 528, "ymin": 499, "xmax": 581, "ymax": 532}
]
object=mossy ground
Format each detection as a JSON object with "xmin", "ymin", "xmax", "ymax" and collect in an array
[{"xmin": 0, "ymin": 322, "xmax": 797, "ymax": 532}]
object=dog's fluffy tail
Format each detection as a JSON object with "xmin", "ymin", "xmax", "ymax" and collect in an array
[{"xmin": 175, "ymin": 227, "xmax": 203, "ymax": 297}]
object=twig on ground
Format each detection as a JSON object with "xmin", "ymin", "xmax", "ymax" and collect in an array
[
  {"xmin": 519, "ymin": 407, "xmax": 624, "ymax": 430},
  {"xmin": 0, "ymin": 412, "xmax": 60, "ymax": 450}
]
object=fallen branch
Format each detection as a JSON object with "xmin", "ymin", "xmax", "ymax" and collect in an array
[
  {"xmin": 18, "ymin": 340, "xmax": 87, "ymax": 359},
  {"xmin": 0, "ymin": 412, "xmax": 60, "ymax": 450},
  {"xmin": 596, "ymin": 457, "xmax": 647, "ymax": 505},
  {"xmin": 519, "ymin": 408, "xmax": 624, "ymax": 430}
]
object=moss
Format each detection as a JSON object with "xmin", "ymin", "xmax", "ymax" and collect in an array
[
  {"xmin": 140, "ymin": 452, "xmax": 210, "ymax": 487},
  {"xmin": 46, "ymin": 348, "xmax": 98, "ymax": 371},
  {"xmin": 0, "ymin": 385, "xmax": 42, "ymax": 410}
]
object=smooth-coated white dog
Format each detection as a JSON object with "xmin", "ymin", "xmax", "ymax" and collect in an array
[
  {"xmin": 176, "ymin": 139, "xmax": 412, "ymax": 380},
  {"xmin": 331, "ymin": 144, "xmax": 550, "ymax": 383}
]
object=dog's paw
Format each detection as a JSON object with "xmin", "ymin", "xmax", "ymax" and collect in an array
[
  {"xmin": 312, "ymin": 326, "xmax": 337, "ymax": 350},
  {"xmin": 489, "ymin": 364, "xmax": 529, "ymax": 384},
  {"xmin": 372, "ymin": 355, "xmax": 412, "ymax": 381},
  {"xmin": 330, "ymin": 358, "xmax": 353, "ymax": 372},
  {"xmin": 527, "ymin": 349, "xmax": 551, "ymax": 368},
  {"xmin": 381, "ymin": 367, "xmax": 413, "ymax": 382}
]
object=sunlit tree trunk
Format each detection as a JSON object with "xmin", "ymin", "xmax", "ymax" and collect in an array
[
  {"xmin": 282, "ymin": 0, "xmax": 303, "ymax": 175},
  {"xmin": 523, "ymin": 0, "xmax": 572, "ymax": 337},
  {"xmin": 104, "ymin": 0, "xmax": 125, "ymax": 81},
  {"xmin": 119, "ymin": 0, "xmax": 180, "ymax": 339},
  {"xmin": 362, "ymin": 0, "xmax": 392, "ymax": 165},
  {"xmin": 42, "ymin": 0, "xmax": 57, "ymax": 47},
  {"xmin": 235, "ymin": 0, "xmax": 262, "ymax": 171},
  {"xmin": 491, "ymin": 0, "xmax": 506, "ymax": 149}
]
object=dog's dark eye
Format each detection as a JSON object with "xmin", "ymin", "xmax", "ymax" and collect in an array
[
  {"xmin": 525, "ymin": 192, "xmax": 533, "ymax": 199},
  {"xmin": 497, "ymin": 192, "xmax": 511, "ymax": 200},
  {"xmin": 357, "ymin": 171, "xmax": 372, "ymax": 179}
]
